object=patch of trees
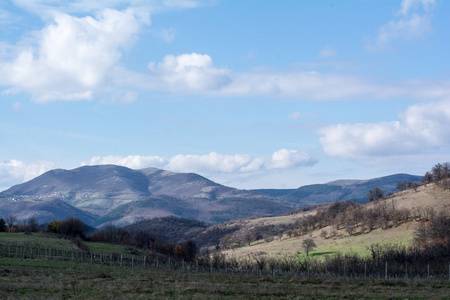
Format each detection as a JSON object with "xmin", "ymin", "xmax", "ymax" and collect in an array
[
  {"xmin": 122, "ymin": 216, "xmax": 207, "ymax": 243},
  {"xmin": 88, "ymin": 223, "xmax": 198, "ymax": 262},
  {"xmin": 422, "ymin": 162, "xmax": 450, "ymax": 189},
  {"xmin": 0, "ymin": 215, "xmax": 41, "ymax": 233},
  {"xmin": 46, "ymin": 217, "xmax": 89, "ymax": 238}
]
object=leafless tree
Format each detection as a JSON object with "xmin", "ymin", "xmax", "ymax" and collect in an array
[
  {"xmin": 27, "ymin": 218, "xmax": 40, "ymax": 232},
  {"xmin": 345, "ymin": 223, "xmax": 356, "ymax": 236},
  {"xmin": 413, "ymin": 221, "xmax": 429, "ymax": 246},
  {"xmin": 301, "ymin": 236, "xmax": 317, "ymax": 256},
  {"xmin": 243, "ymin": 230, "xmax": 254, "ymax": 246},
  {"xmin": 422, "ymin": 172, "xmax": 433, "ymax": 185},
  {"xmin": 5, "ymin": 215, "xmax": 18, "ymax": 233}
]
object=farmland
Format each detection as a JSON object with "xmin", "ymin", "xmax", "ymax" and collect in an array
[{"xmin": 1, "ymin": 256, "xmax": 449, "ymax": 299}]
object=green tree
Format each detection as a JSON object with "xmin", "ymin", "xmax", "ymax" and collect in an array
[{"xmin": 0, "ymin": 218, "xmax": 6, "ymax": 232}]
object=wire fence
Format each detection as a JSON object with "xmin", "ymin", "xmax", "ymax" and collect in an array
[{"xmin": 0, "ymin": 244, "xmax": 449, "ymax": 281}]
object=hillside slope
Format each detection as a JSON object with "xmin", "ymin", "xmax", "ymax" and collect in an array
[{"xmin": 216, "ymin": 183, "xmax": 449, "ymax": 259}]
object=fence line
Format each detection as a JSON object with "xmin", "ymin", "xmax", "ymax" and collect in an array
[{"xmin": 0, "ymin": 244, "xmax": 449, "ymax": 281}]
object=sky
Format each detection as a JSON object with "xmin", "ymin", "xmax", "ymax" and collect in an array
[{"xmin": 1, "ymin": 0, "xmax": 449, "ymax": 191}]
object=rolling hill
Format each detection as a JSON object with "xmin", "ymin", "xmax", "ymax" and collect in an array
[
  {"xmin": 214, "ymin": 182, "xmax": 449, "ymax": 259},
  {"xmin": 0, "ymin": 165, "xmax": 422, "ymax": 227}
]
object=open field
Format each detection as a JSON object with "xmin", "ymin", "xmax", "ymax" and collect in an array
[
  {"xmin": 0, "ymin": 232, "xmax": 132, "ymax": 256},
  {"xmin": 0, "ymin": 257, "xmax": 449, "ymax": 299},
  {"xmin": 0, "ymin": 233, "xmax": 76, "ymax": 250}
]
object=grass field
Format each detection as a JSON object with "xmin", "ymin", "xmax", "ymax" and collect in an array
[
  {"xmin": 0, "ymin": 257, "xmax": 449, "ymax": 299},
  {"xmin": 84, "ymin": 241, "xmax": 132, "ymax": 255},
  {"xmin": 0, "ymin": 232, "xmax": 75, "ymax": 250},
  {"xmin": 0, "ymin": 232, "xmax": 132, "ymax": 255}
]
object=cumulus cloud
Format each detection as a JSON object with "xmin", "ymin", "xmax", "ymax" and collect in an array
[
  {"xmin": 367, "ymin": 0, "xmax": 435, "ymax": 51},
  {"xmin": 319, "ymin": 99, "xmax": 450, "ymax": 159},
  {"xmin": 147, "ymin": 53, "xmax": 232, "ymax": 92},
  {"xmin": 0, "ymin": 8, "xmax": 146, "ymax": 102},
  {"xmin": 86, "ymin": 155, "xmax": 166, "ymax": 169},
  {"xmin": 166, "ymin": 152, "xmax": 253, "ymax": 173},
  {"xmin": 0, "ymin": 160, "xmax": 54, "ymax": 191},
  {"xmin": 266, "ymin": 149, "xmax": 318, "ymax": 169},
  {"xmin": 85, "ymin": 149, "xmax": 318, "ymax": 175}
]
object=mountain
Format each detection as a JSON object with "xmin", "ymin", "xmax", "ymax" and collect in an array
[
  {"xmin": 0, "ymin": 165, "xmax": 288, "ymax": 226},
  {"xmin": 253, "ymin": 173, "xmax": 422, "ymax": 207},
  {"xmin": 0, "ymin": 198, "xmax": 96, "ymax": 225},
  {"xmin": 0, "ymin": 165, "xmax": 422, "ymax": 227}
]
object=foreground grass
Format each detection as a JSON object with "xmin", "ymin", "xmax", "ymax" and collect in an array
[{"xmin": 0, "ymin": 257, "xmax": 448, "ymax": 299}]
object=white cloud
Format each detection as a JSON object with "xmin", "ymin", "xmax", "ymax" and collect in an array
[
  {"xmin": 319, "ymin": 99, "xmax": 450, "ymax": 159},
  {"xmin": 166, "ymin": 152, "xmax": 252, "ymax": 173},
  {"xmin": 0, "ymin": 8, "xmax": 145, "ymax": 102},
  {"xmin": 147, "ymin": 53, "xmax": 232, "ymax": 92},
  {"xmin": 145, "ymin": 53, "xmax": 387, "ymax": 99},
  {"xmin": 0, "ymin": 160, "xmax": 54, "ymax": 191},
  {"xmin": 367, "ymin": 0, "xmax": 435, "ymax": 51},
  {"xmin": 85, "ymin": 149, "xmax": 318, "ymax": 175},
  {"xmin": 86, "ymin": 155, "xmax": 166, "ymax": 169},
  {"xmin": 267, "ymin": 149, "xmax": 318, "ymax": 169}
]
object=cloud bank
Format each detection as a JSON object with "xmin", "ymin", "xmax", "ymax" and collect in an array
[
  {"xmin": 84, "ymin": 149, "xmax": 318, "ymax": 175},
  {"xmin": 319, "ymin": 99, "xmax": 450, "ymax": 159}
]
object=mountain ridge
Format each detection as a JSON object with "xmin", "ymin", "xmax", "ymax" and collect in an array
[{"xmin": 0, "ymin": 165, "xmax": 422, "ymax": 227}]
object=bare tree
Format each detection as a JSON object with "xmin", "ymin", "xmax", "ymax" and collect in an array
[
  {"xmin": 345, "ymin": 223, "xmax": 356, "ymax": 236},
  {"xmin": 407, "ymin": 181, "xmax": 420, "ymax": 192},
  {"xmin": 422, "ymin": 172, "xmax": 433, "ymax": 185},
  {"xmin": 301, "ymin": 236, "xmax": 317, "ymax": 256},
  {"xmin": 243, "ymin": 230, "xmax": 254, "ymax": 246},
  {"xmin": 366, "ymin": 187, "xmax": 384, "ymax": 202},
  {"xmin": 413, "ymin": 221, "xmax": 429, "ymax": 246},
  {"xmin": 432, "ymin": 163, "xmax": 443, "ymax": 181},
  {"xmin": 396, "ymin": 181, "xmax": 407, "ymax": 192},
  {"xmin": 27, "ymin": 218, "xmax": 40, "ymax": 232},
  {"xmin": 5, "ymin": 215, "xmax": 18, "ymax": 233}
]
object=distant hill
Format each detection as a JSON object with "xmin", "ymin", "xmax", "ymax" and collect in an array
[
  {"xmin": 0, "ymin": 165, "xmax": 422, "ymax": 227},
  {"xmin": 0, "ymin": 165, "xmax": 287, "ymax": 226},
  {"xmin": 253, "ymin": 174, "xmax": 422, "ymax": 207}
]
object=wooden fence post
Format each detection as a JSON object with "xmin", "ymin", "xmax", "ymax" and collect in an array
[{"xmin": 385, "ymin": 261, "xmax": 388, "ymax": 279}]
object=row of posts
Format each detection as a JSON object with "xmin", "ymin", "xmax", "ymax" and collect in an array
[{"xmin": 0, "ymin": 245, "xmax": 449, "ymax": 280}]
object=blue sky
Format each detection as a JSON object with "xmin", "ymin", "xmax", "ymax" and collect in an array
[{"xmin": 1, "ymin": 0, "xmax": 449, "ymax": 191}]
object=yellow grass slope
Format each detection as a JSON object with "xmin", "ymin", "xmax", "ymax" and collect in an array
[{"xmin": 223, "ymin": 183, "xmax": 450, "ymax": 260}]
